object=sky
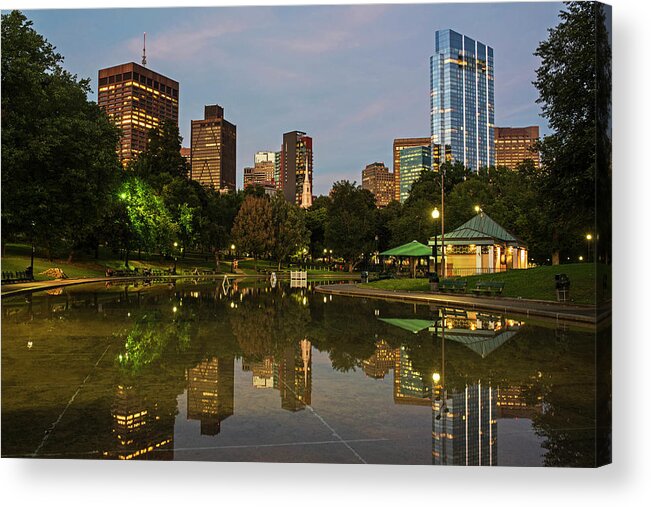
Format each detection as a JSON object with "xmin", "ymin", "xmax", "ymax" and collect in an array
[{"xmin": 21, "ymin": 1, "xmax": 564, "ymax": 195}]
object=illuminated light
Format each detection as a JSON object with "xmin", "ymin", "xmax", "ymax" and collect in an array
[
  {"xmin": 579, "ymin": 256, "xmax": 584, "ymax": 261},
  {"xmin": 323, "ymin": 296, "xmax": 327, "ymax": 303},
  {"xmin": 431, "ymin": 208, "xmax": 440, "ymax": 220},
  {"xmin": 474, "ymin": 205, "xmax": 481, "ymax": 213},
  {"xmin": 173, "ymin": 306, "xmax": 177, "ymax": 313},
  {"xmin": 230, "ymin": 301, "xmax": 235, "ymax": 308},
  {"xmin": 27, "ymin": 341, "xmax": 33, "ymax": 349},
  {"xmin": 586, "ymin": 234, "xmax": 593, "ymax": 241},
  {"xmin": 432, "ymin": 372, "xmax": 441, "ymax": 383}
]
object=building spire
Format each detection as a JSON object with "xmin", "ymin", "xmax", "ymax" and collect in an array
[{"xmin": 142, "ymin": 32, "xmax": 147, "ymax": 66}]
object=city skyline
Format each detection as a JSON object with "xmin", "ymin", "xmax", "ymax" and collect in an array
[{"xmin": 23, "ymin": 3, "xmax": 562, "ymax": 195}]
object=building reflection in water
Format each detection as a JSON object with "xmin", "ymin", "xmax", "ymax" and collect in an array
[
  {"xmin": 243, "ymin": 356, "xmax": 276, "ymax": 389},
  {"xmin": 393, "ymin": 346, "xmax": 432, "ymax": 406},
  {"xmin": 276, "ymin": 339, "xmax": 312, "ymax": 412},
  {"xmin": 186, "ymin": 357, "xmax": 235, "ymax": 436},
  {"xmin": 362, "ymin": 339, "xmax": 396, "ymax": 379},
  {"xmin": 104, "ymin": 384, "xmax": 175, "ymax": 460},
  {"xmin": 432, "ymin": 382, "xmax": 497, "ymax": 466}
]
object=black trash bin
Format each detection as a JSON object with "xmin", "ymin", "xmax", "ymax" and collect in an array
[
  {"xmin": 555, "ymin": 273, "xmax": 570, "ymax": 302},
  {"xmin": 429, "ymin": 271, "xmax": 440, "ymax": 292},
  {"xmin": 361, "ymin": 271, "xmax": 369, "ymax": 283}
]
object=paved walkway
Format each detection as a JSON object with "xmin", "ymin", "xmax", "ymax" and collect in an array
[{"xmin": 315, "ymin": 283, "xmax": 610, "ymax": 325}]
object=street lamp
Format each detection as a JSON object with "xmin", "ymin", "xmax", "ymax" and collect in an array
[
  {"xmin": 230, "ymin": 244, "xmax": 236, "ymax": 273},
  {"xmin": 474, "ymin": 204, "xmax": 482, "ymax": 214},
  {"xmin": 586, "ymin": 233, "xmax": 593, "ymax": 262},
  {"xmin": 173, "ymin": 241, "xmax": 179, "ymax": 274},
  {"xmin": 431, "ymin": 208, "xmax": 440, "ymax": 277}
]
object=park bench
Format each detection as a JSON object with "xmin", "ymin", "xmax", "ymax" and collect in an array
[
  {"xmin": 439, "ymin": 279, "xmax": 467, "ymax": 293},
  {"xmin": 472, "ymin": 281, "xmax": 505, "ymax": 296},
  {"xmin": 377, "ymin": 272, "xmax": 395, "ymax": 281},
  {"xmin": 2, "ymin": 270, "xmax": 34, "ymax": 284}
]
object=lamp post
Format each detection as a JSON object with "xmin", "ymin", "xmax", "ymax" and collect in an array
[
  {"xmin": 173, "ymin": 241, "xmax": 178, "ymax": 274},
  {"xmin": 586, "ymin": 234, "xmax": 593, "ymax": 262},
  {"xmin": 230, "ymin": 244, "xmax": 236, "ymax": 273},
  {"xmin": 431, "ymin": 208, "xmax": 440, "ymax": 275}
]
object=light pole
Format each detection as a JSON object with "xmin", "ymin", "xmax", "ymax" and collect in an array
[
  {"xmin": 230, "ymin": 244, "xmax": 236, "ymax": 273},
  {"xmin": 431, "ymin": 208, "xmax": 440, "ymax": 276},
  {"xmin": 173, "ymin": 241, "xmax": 178, "ymax": 274},
  {"xmin": 586, "ymin": 234, "xmax": 593, "ymax": 262},
  {"xmin": 29, "ymin": 220, "xmax": 35, "ymax": 279}
]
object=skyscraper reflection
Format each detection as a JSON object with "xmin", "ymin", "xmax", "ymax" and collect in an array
[{"xmin": 187, "ymin": 356, "xmax": 235, "ymax": 436}]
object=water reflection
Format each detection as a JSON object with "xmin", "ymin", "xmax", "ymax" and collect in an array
[{"xmin": 1, "ymin": 279, "xmax": 609, "ymax": 466}]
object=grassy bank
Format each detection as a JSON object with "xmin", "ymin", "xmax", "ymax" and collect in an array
[
  {"xmin": 236, "ymin": 259, "xmax": 343, "ymax": 276},
  {"xmin": 1, "ymin": 243, "xmax": 227, "ymax": 282},
  {"xmin": 367, "ymin": 264, "xmax": 610, "ymax": 305}
]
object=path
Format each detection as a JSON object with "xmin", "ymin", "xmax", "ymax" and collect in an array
[{"xmin": 315, "ymin": 283, "xmax": 610, "ymax": 325}]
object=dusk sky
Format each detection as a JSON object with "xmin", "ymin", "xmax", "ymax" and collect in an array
[{"xmin": 23, "ymin": 2, "xmax": 564, "ymax": 194}]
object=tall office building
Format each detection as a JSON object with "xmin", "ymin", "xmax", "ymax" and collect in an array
[
  {"xmin": 430, "ymin": 29, "xmax": 495, "ymax": 171},
  {"xmin": 393, "ymin": 138, "xmax": 430, "ymax": 202},
  {"xmin": 274, "ymin": 340, "xmax": 312, "ymax": 412},
  {"xmin": 190, "ymin": 104, "xmax": 236, "ymax": 191},
  {"xmin": 494, "ymin": 126, "xmax": 540, "ymax": 170},
  {"xmin": 98, "ymin": 62, "xmax": 179, "ymax": 165},
  {"xmin": 280, "ymin": 131, "xmax": 313, "ymax": 206},
  {"xmin": 362, "ymin": 340, "xmax": 396, "ymax": 379},
  {"xmin": 362, "ymin": 162, "xmax": 395, "ymax": 208},
  {"xmin": 393, "ymin": 346, "xmax": 431, "ymax": 406},
  {"xmin": 399, "ymin": 146, "xmax": 432, "ymax": 203}
]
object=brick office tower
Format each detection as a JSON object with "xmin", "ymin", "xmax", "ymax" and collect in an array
[
  {"xmin": 362, "ymin": 162, "xmax": 395, "ymax": 207},
  {"xmin": 393, "ymin": 138, "xmax": 430, "ymax": 202},
  {"xmin": 280, "ymin": 131, "xmax": 313, "ymax": 206},
  {"xmin": 190, "ymin": 105, "xmax": 237, "ymax": 191},
  {"xmin": 494, "ymin": 126, "xmax": 540, "ymax": 170},
  {"xmin": 98, "ymin": 62, "xmax": 179, "ymax": 166}
]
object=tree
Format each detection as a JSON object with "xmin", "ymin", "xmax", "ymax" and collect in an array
[
  {"xmin": 1, "ymin": 10, "xmax": 121, "ymax": 260},
  {"xmin": 324, "ymin": 181, "xmax": 376, "ymax": 272},
  {"xmin": 129, "ymin": 120, "xmax": 188, "ymax": 191},
  {"xmin": 271, "ymin": 194, "xmax": 309, "ymax": 270},
  {"xmin": 533, "ymin": 1, "xmax": 611, "ymax": 264},
  {"xmin": 231, "ymin": 195, "xmax": 274, "ymax": 266}
]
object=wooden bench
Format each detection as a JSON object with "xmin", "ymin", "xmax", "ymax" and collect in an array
[
  {"xmin": 439, "ymin": 279, "xmax": 467, "ymax": 293},
  {"xmin": 472, "ymin": 281, "xmax": 505, "ymax": 296}
]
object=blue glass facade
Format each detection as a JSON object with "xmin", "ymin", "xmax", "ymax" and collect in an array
[
  {"xmin": 399, "ymin": 145, "xmax": 432, "ymax": 203},
  {"xmin": 430, "ymin": 29, "xmax": 495, "ymax": 171}
]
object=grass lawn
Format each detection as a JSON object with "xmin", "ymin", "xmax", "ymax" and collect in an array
[
  {"xmin": 366, "ymin": 263, "xmax": 611, "ymax": 305},
  {"xmin": 236, "ymin": 258, "xmax": 343, "ymax": 276}
]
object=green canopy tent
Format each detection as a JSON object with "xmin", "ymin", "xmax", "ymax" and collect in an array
[{"xmin": 379, "ymin": 240, "xmax": 432, "ymax": 278}]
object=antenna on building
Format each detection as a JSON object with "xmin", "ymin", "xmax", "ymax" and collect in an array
[{"xmin": 142, "ymin": 32, "xmax": 147, "ymax": 66}]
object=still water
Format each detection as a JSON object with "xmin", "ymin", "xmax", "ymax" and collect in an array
[{"xmin": 1, "ymin": 279, "xmax": 610, "ymax": 466}]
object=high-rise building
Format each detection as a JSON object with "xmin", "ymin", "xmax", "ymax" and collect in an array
[
  {"xmin": 98, "ymin": 62, "xmax": 179, "ymax": 166},
  {"xmin": 430, "ymin": 29, "xmax": 495, "ymax": 171},
  {"xmin": 180, "ymin": 147, "xmax": 191, "ymax": 167},
  {"xmin": 280, "ymin": 131, "xmax": 313, "ymax": 206},
  {"xmin": 494, "ymin": 126, "xmax": 540, "ymax": 170},
  {"xmin": 362, "ymin": 340, "xmax": 396, "ymax": 379},
  {"xmin": 393, "ymin": 346, "xmax": 431, "ymax": 406},
  {"xmin": 399, "ymin": 146, "xmax": 432, "ymax": 203},
  {"xmin": 393, "ymin": 138, "xmax": 430, "ymax": 201},
  {"xmin": 362, "ymin": 162, "xmax": 395, "ymax": 208},
  {"xmin": 274, "ymin": 340, "xmax": 312, "ymax": 412},
  {"xmin": 274, "ymin": 151, "xmax": 282, "ymax": 186},
  {"xmin": 190, "ymin": 104, "xmax": 236, "ymax": 191}
]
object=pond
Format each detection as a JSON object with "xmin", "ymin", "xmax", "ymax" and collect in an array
[{"xmin": 1, "ymin": 278, "xmax": 610, "ymax": 466}]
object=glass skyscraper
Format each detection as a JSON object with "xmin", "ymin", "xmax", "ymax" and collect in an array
[
  {"xmin": 399, "ymin": 146, "xmax": 431, "ymax": 203},
  {"xmin": 430, "ymin": 29, "xmax": 495, "ymax": 171}
]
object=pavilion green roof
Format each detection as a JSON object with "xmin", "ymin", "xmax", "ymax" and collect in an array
[
  {"xmin": 430, "ymin": 212, "xmax": 523, "ymax": 246},
  {"xmin": 378, "ymin": 318, "xmax": 433, "ymax": 334},
  {"xmin": 380, "ymin": 240, "xmax": 432, "ymax": 257}
]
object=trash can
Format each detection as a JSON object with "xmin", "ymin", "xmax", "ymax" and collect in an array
[
  {"xmin": 555, "ymin": 273, "xmax": 570, "ymax": 302},
  {"xmin": 361, "ymin": 271, "xmax": 369, "ymax": 283},
  {"xmin": 429, "ymin": 271, "xmax": 440, "ymax": 292}
]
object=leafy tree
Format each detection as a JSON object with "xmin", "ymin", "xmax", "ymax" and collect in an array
[
  {"xmin": 271, "ymin": 194, "xmax": 309, "ymax": 269},
  {"xmin": 129, "ymin": 120, "xmax": 188, "ymax": 190},
  {"xmin": 324, "ymin": 181, "xmax": 376, "ymax": 272},
  {"xmin": 1, "ymin": 10, "xmax": 121, "ymax": 260},
  {"xmin": 119, "ymin": 176, "xmax": 178, "ymax": 265},
  {"xmin": 231, "ymin": 195, "xmax": 274, "ymax": 266},
  {"xmin": 533, "ymin": 1, "xmax": 611, "ymax": 264}
]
